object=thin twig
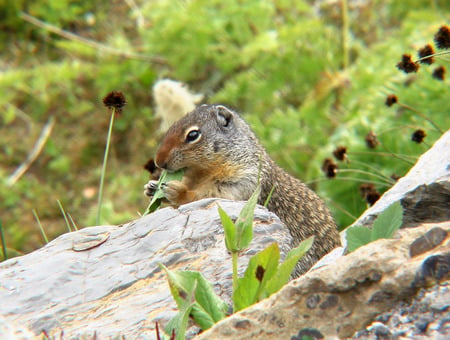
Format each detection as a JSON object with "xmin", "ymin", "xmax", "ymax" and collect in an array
[
  {"xmin": 7, "ymin": 116, "xmax": 55, "ymax": 186},
  {"xmin": 20, "ymin": 12, "xmax": 166, "ymax": 65}
]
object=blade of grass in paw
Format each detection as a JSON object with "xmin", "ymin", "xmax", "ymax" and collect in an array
[{"xmin": 144, "ymin": 169, "xmax": 184, "ymax": 215}]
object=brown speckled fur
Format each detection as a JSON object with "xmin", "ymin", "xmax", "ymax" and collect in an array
[{"xmin": 146, "ymin": 104, "xmax": 341, "ymax": 275}]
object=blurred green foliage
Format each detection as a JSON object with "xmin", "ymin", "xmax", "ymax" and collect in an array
[{"xmin": 0, "ymin": 0, "xmax": 449, "ymax": 255}]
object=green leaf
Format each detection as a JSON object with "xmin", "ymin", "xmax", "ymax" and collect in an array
[
  {"xmin": 164, "ymin": 295, "xmax": 194, "ymax": 340},
  {"xmin": 235, "ymin": 184, "xmax": 261, "ymax": 250},
  {"xmin": 233, "ymin": 242, "xmax": 280, "ymax": 312},
  {"xmin": 160, "ymin": 265, "xmax": 227, "ymax": 331},
  {"xmin": 144, "ymin": 169, "xmax": 184, "ymax": 215},
  {"xmin": 346, "ymin": 225, "xmax": 372, "ymax": 252},
  {"xmin": 218, "ymin": 204, "xmax": 238, "ymax": 252},
  {"xmin": 346, "ymin": 201, "xmax": 403, "ymax": 253},
  {"xmin": 266, "ymin": 236, "xmax": 314, "ymax": 295},
  {"xmin": 160, "ymin": 264, "xmax": 195, "ymax": 340},
  {"xmin": 371, "ymin": 201, "xmax": 403, "ymax": 240}
]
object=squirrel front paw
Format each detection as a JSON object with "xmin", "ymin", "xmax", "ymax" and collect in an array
[
  {"xmin": 143, "ymin": 180, "xmax": 159, "ymax": 197},
  {"xmin": 162, "ymin": 180, "xmax": 196, "ymax": 206}
]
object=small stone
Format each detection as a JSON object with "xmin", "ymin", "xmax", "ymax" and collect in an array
[
  {"xmin": 234, "ymin": 319, "xmax": 251, "ymax": 330},
  {"xmin": 430, "ymin": 289, "xmax": 450, "ymax": 312},
  {"xmin": 306, "ymin": 294, "xmax": 320, "ymax": 309},
  {"xmin": 410, "ymin": 227, "xmax": 448, "ymax": 257},
  {"xmin": 292, "ymin": 328, "xmax": 324, "ymax": 340},
  {"xmin": 376, "ymin": 313, "xmax": 391, "ymax": 324},
  {"xmin": 319, "ymin": 295, "xmax": 338, "ymax": 309},
  {"xmin": 415, "ymin": 316, "xmax": 432, "ymax": 333},
  {"xmin": 370, "ymin": 322, "xmax": 391, "ymax": 337}
]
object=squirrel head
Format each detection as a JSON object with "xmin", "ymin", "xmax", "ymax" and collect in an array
[{"xmin": 155, "ymin": 104, "xmax": 258, "ymax": 172}]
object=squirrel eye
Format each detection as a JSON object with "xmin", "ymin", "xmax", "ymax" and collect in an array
[{"xmin": 185, "ymin": 129, "xmax": 201, "ymax": 143}]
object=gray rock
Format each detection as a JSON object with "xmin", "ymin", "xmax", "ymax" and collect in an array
[
  {"xmin": 0, "ymin": 198, "xmax": 292, "ymax": 339},
  {"xmin": 352, "ymin": 130, "xmax": 450, "ymax": 230},
  {"xmin": 196, "ymin": 221, "xmax": 450, "ymax": 339}
]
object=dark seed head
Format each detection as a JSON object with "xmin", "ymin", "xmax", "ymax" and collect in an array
[
  {"xmin": 385, "ymin": 94, "xmax": 398, "ymax": 107},
  {"xmin": 432, "ymin": 66, "xmax": 446, "ymax": 81},
  {"xmin": 332, "ymin": 146, "xmax": 347, "ymax": 161},
  {"xmin": 102, "ymin": 91, "xmax": 127, "ymax": 114},
  {"xmin": 417, "ymin": 44, "xmax": 435, "ymax": 65},
  {"xmin": 321, "ymin": 158, "xmax": 338, "ymax": 178},
  {"xmin": 396, "ymin": 54, "xmax": 419, "ymax": 73},
  {"xmin": 366, "ymin": 190, "xmax": 381, "ymax": 206},
  {"xmin": 411, "ymin": 129, "xmax": 427, "ymax": 144},
  {"xmin": 434, "ymin": 25, "xmax": 450, "ymax": 49},
  {"xmin": 365, "ymin": 131, "xmax": 379, "ymax": 149},
  {"xmin": 359, "ymin": 183, "xmax": 375, "ymax": 198}
]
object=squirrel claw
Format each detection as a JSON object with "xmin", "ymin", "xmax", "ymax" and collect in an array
[{"xmin": 144, "ymin": 180, "xmax": 159, "ymax": 197}]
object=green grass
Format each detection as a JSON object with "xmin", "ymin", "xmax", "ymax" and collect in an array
[{"xmin": 0, "ymin": 0, "xmax": 449, "ymax": 258}]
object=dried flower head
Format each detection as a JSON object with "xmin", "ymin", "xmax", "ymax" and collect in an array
[
  {"xmin": 102, "ymin": 91, "xmax": 127, "ymax": 114},
  {"xmin": 434, "ymin": 25, "xmax": 450, "ymax": 49},
  {"xmin": 366, "ymin": 191, "xmax": 381, "ymax": 206},
  {"xmin": 411, "ymin": 129, "xmax": 427, "ymax": 144},
  {"xmin": 417, "ymin": 44, "xmax": 435, "ymax": 65},
  {"xmin": 365, "ymin": 131, "xmax": 379, "ymax": 149},
  {"xmin": 359, "ymin": 183, "xmax": 380, "ymax": 206},
  {"xmin": 385, "ymin": 94, "xmax": 398, "ymax": 107},
  {"xmin": 359, "ymin": 183, "xmax": 375, "ymax": 198},
  {"xmin": 432, "ymin": 65, "xmax": 446, "ymax": 81},
  {"xmin": 332, "ymin": 146, "xmax": 348, "ymax": 161},
  {"xmin": 391, "ymin": 173, "xmax": 401, "ymax": 181},
  {"xmin": 322, "ymin": 158, "xmax": 338, "ymax": 178},
  {"xmin": 396, "ymin": 54, "xmax": 419, "ymax": 73}
]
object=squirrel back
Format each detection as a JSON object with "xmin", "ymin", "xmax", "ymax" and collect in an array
[{"xmin": 149, "ymin": 104, "xmax": 341, "ymax": 275}]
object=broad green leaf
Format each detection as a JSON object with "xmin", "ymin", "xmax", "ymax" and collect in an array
[
  {"xmin": 164, "ymin": 294, "xmax": 194, "ymax": 340},
  {"xmin": 161, "ymin": 264, "xmax": 195, "ymax": 340},
  {"xmin": 233, "ymin": 242, "xmax": 280, "ymax": 311},
  {"xmin": 371, "ymin": 201, "xmax": 403, "ymax": 240},
  {"xmin": 159, "ymin": 264, "xmax": 193, "ymax": 310},
  {"xmin": 160, "ymin": 265, "xmax": 227, "ymax": 330},
  {"xmin": 266, "ymin": 236, "xmax": 314, "ymax": 295},
  {"xmin": 144, "ymin": 169, "xmax": 184, "ymax": 215},
  {"xmin": 346, "ymin": 225, "xmax": 372, "ymax": 252},
  {"xmin": 235, "ymin": 184, "xmax": 261, "ymax": 250},
  {"xmin": 218, "ymin": 204, "xmax": 238, "ymax": 252}
]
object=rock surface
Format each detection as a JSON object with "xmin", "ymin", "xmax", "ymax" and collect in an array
[
  {"xmin": 353, "ymin": 130, "xmax": 449, "ymax": 230},
  {"xmin": 0, "ymin": 199, "xmax": 292, "ymax": 339},
  {"xmin": 1, "ymin": 132, "xmax": 448, "ymax": 340},
  {"xmin": 196, "ymin": 222, "xmax": 450, "ymax": 339},
  {"xmin": 313, "ymin": 130, "xmax": 450, "ymax": 268}
]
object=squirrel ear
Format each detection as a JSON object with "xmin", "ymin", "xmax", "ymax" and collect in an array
[{"xmin": 215, "ymin": 105, "xmax": 234, "ymax": 128}]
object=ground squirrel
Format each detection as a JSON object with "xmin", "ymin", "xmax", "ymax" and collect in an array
[{"xmin": 145, "ymin": 104, "xmax": 341, "ymax": 275}]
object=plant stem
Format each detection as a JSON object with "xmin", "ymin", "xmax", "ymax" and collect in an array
[
  {"xmin": 345, "ymin": 159, "xmax": 395, "ymax": 183},
  {"xmin": 415, "ymin": 50, "xmax": 450, "ymax": 63},
  {"xmin": 348, "ymin": 151, "xmax": 416, "ymax": 165},
  {"xmin": 231, "ymin": 251, "xmax": 239, "ymax": 311},
  {"xmin": 398, "ymin": 103, "xmax": 444, "ymax": 134},
  {"xmin": 57, "ymin": 199, "xmax": 72, "ymax": 232},
  {"xmin": 0, "ymin": 220, "xmax": 7, "ymax": 261},
  {"xmin": 96, "ymin": 110, "xmax": 116, "ymax": 225},
  {"xmin": 307, "ymin": 176, "xmax": 392, "ymax": 187},
  {"xmin": 32, "ymin": 209, "xmax": 49, "ymax": 243},
  {"xmin": 337, "ymin": 169, "xmax": 394, "ymax": 185}
]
